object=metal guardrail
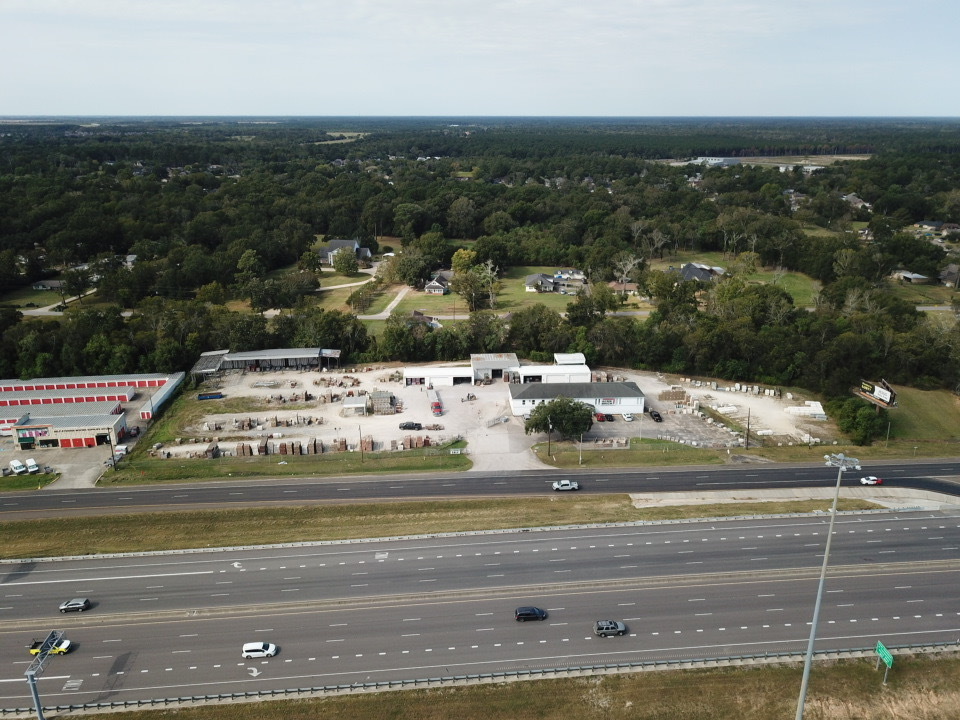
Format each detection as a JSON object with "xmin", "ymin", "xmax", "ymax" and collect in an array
[{"xmin": 3, "ymin": 639, "xmax": 958, "ymax": 717}]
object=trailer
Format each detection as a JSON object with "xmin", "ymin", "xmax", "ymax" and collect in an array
[
  {"xmin": 197, "ymin": 392, "xmax": 225, "ymax": 400},
  {"xmin": 426, "ymin": 388, "xmax": 443, "ymax": 416}
]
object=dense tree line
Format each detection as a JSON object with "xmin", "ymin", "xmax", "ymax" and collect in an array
[{"xmin": 2, "ymin": 118, "xmax": 959, "ymax": 438}]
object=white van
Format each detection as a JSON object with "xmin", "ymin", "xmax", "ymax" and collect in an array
[
  {"xmin": 9, "ymin": 460, "xmax": 27, "ymax": 475},
  {"xmin": 25, "ymin": 458, "xmax": 39, "ymax": 474}
]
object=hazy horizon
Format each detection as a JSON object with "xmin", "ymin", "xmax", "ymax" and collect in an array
[{"xmin": 2, "ymin": 1, "xmax": 956, "ymax": 117}]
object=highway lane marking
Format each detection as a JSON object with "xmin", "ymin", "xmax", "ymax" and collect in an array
[{"xmin": 0, "ymin": 570, "xmax": 215, "ymax": 586}]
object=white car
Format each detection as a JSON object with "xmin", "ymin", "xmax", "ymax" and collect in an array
[
  {"xmin": 552, "ymin": 479, "xmax": 580, "ymax": 491},
  {"xmin": 622, "ymin": 413, "xmax": 634, "ymax": 422},
  {"xmin": 860, "ymin": 476, "xmax": 883, "ymax": 485},
  {"xmin": 241, "ymin": 641, "xmax": 278, "ymax": 658}
]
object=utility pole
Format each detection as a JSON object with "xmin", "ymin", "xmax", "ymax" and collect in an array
[{"xmin": 795, "ymin": 452, "xmax": 861, "ymax": 720}]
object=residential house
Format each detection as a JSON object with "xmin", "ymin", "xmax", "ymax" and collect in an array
[
  {"xmin": 939, "ymin": 264, "xmax": 959, "ymax": 288},
  {"xmin": 842, "ymin": 193, "xmax": 871, "ymax": 210},
  {"xmin": 410, "ymin": 310, "xmax": 442, "ymax": 329},
  {"xmin": 677, "ymin": 262, "xmax": 725, "ymax": 283},
  {"xmin": 316, "ymin": 238, "xmax": 372, "ymax": 265},
  {"xmin": 425, "ymin": 270, "xmax": 453, "ymax": 295},
  {"xmin": 607, "ymin": 281, "xmax": 639, "ymax": 295},
  {"xmin": 32, "ymin": 279, "xmax": 65, "ymax": 291},
  {"xmin": 524, "ymin": 273, "xmax": 555, "ymax": 293}
]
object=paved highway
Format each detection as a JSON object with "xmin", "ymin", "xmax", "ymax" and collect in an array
[
  {"xmin": 4, "ymin": 459, "xmax": 960, "ymax": 521},
  {"xmin": 2, "ymin": 510, "xmax": 960, "ymax": 708}
]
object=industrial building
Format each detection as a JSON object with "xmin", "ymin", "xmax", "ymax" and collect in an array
[{"xmin": 508, "ymin": 381, "xmax": 646, "ymax": 416}]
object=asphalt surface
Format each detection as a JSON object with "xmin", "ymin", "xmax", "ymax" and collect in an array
[
  {"xmin": 2, "ymin": 511, "xmax": 960, "ymax": 708},
  {"xmin": 2, "ymin": 459, "xmax": 960, "ymax": 521}
]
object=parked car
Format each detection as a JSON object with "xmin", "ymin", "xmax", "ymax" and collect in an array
[
  {"xmin": 860, "ymin": 476, "xmax": 883, "ymax": 485},
  {"xmin": 25, "ymin": 458, "xmax": 39, "ymax": 474},
  {"xmin": 59, "ymin": 598, "xmax": 91, "ymax": 613},
  {"xmin": 9, "ymin": 459, "xmax": 27, "ymax": 475},
  {"xmin": 649, "ymin": 410, "xmax": 663, "ymax": 422},
  {"xmin": 595, "ymin": 413, "xmax": 605, "ymax": 422},
  {"xmin": 398, "ymin": 422, "xmax": 422, "ymax": 431},
  {"xmin": 241, "ymin": 641, "xmax": 278, "ymax": 658},
  {"xmin": 515, "ymin": 606, "xmax": 548, "ymax": 621},
  {"xmin": 604, "ymin": 414, "xmax": 614, "ymax": 422},
  {"xmin": 552, "ymin": 479, "xmax": 579, "ymax": 491},
  {"xmin": 622, "ymin": 413, "xmax": 634, "ymax": 422},
  {"xmin": 594, "ymin": 620, "xmax": 628, "ymax": 637}
]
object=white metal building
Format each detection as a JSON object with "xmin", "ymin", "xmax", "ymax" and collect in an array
[
  {"xmin": 508, "ymin": 382, "xmax": 646, "ymax": 416},
  {"xmin": 402, "ymin": 365, "xmax": 474, "ymax": 387},
  {"xmin": 507, "ymin": 365, "xmax": 592, "ymax": 384}
]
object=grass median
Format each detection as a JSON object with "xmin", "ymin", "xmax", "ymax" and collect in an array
[{"xmin": 0, "ymin": 495, "xmax": 877, "ymax": 559}]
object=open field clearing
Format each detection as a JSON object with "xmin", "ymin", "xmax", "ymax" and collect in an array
[{"xmin": 77, "ymin": 654, "xmax": 960, "ymax": 720}]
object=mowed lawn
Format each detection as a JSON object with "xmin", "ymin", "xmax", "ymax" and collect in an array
[{"xmin": 888, "ymin": 386, "xmax": 960, "ymax": 442}]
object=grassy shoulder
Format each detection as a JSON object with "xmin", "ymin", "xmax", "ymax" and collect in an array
[
  {"xmin": 102, "ymin": 448, "xmax": 471, "ymax": 486},
  {"xmin": 0, "ymin": 495, "xmax": 877, "ymax": 560},
  {"xmin": 80, "ymin": 653, "xmax": 960, "ymax": 720}
]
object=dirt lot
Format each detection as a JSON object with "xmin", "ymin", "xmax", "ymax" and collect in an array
[{"xmin": 164, "ymin": 366, "xmax": 835, "ymax": 472}]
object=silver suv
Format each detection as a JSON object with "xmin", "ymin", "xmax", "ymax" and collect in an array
[{"xmin": 594, "ymin": 620, "xmax": 627, "ymax": 637}]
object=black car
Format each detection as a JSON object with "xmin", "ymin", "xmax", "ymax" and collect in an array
[
  {"xmin": 649, "ymin": 410, "xmax": 663, "ymax": 422},
  {"xmin": 604, "ymin": 414, "xmax": 614, "ymax": 422},
  {"xmin": 398, "ymin": 422, "xmax": 422, "ymax": 431},
  {"xmin": 515, "ymin": 606, "xmax": 548, "ymax": 621},
  {"xmin": 59, "ymin": 598, "xmax": 91, "ymax": 613}
]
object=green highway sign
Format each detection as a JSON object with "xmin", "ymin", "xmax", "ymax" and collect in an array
[{"xmin": 876, "ymin": 641, "xmax": 894, "ymax": 668}]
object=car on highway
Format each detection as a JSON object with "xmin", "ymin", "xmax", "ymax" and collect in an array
[
  {"xmin": 515, "ymin": 606, "xmax": 548, "ymax": 621},
  {"xmin": 59, "ymin": 598, "xmax": 91, "ymax": 613},
  {"xmin": 552, "ymin": 479, "xmax": 579, "ymax": 491},
  {"xmin": 860, "ymin": 476, "xmax": 883, "ymax": 485},
  {"xmin": 594, "ymin": 620, "xmax": 628, "ymax": 637},
  {"xmin": 398, "ymin": 422, "xmax": 422, "ymax": 431},
  {"xmin": 28, "ymin": 637, "xmax": 72, "ymax": 655},
  {"xmin": 241, "ymin": 641, "xmax": 278, "ymax": 658},
  {"xmin": 649, "ymin": 410, "xmax": 663, "ymax": 422},
  {"xmin": 594, "ymin": 413, "xmax": 605, "ymax": 422},
  {"xmin": 621, "ymin": 413, "xmax": 634, "ymax": 421}
]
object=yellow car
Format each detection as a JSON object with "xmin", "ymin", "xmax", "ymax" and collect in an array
[{"xmin": 28, "ymin": 638, "xmax": 72, "ymax": 655}]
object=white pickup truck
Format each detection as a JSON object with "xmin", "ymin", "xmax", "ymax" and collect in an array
[{"xmin": 552, "ymin": 479, "xmax": 580, "ymax": 491}]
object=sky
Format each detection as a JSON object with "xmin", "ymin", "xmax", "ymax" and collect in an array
[{"xmin": 1, "ymin": 0, "xmax": 957, "ymax": 117}]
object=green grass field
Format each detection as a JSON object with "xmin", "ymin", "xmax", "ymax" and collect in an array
[
  {"xmin": 76, "ymin": 655, "xmax": 960, "ymax": 720},
  {"xmin": 0, "ymin": 495, "xmax": 876, "ymax": 559},
  {"xmin": 0, "ymin": 284, "xmax": 61, "ymax": 308}
]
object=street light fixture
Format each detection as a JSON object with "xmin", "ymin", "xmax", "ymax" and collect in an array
[{"xmin": 795, "ymin": 452, "xmax": 861, "ymax": 720}]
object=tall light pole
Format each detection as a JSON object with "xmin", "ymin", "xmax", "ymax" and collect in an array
[
  {"xmin": 578, "ymin": 433, "xmax": 583, "ymax": 465},
  {"xmin": 795, "ymin": 452, "xmax": 861, "ymax": 720}
]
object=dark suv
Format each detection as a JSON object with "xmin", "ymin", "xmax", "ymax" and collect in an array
[
  {"xmin": 515, "ymin": 606, "xmax": 548, "ymax": 621},
  {"xmin": 649, "ymin": 410, "xmax": 663, "ymax": 422},
  {"xmin": 398, "ymin": 422, "xmax": 422, "ymax": 430}
]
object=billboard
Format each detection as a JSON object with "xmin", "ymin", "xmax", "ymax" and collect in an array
[{"xmin": 858, "ymin": 379, "xmax": 898, "ymax": 408}]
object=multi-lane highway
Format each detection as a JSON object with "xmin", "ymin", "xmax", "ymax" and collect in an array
[
  {"xmin": 3, "ymin": 510, "xmax": 960, "ymax": 709},
  {"xmin": 2, "ymin": 459, "xmax": 960, "ymax": 520}
]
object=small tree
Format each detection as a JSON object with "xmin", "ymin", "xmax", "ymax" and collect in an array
[
  {"xmin": 524, "ymin": 397, "xmax": 595, "ymax": 439},
  {"xmin": 333, "ymin": 249, "xmax": 359, "ymax": 276}
]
